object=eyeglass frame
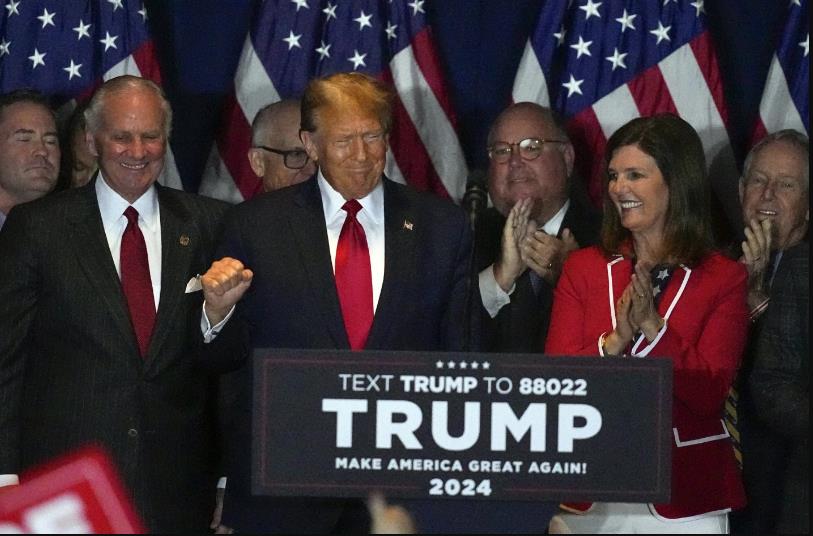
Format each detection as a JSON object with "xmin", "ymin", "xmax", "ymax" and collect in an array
[
  {"xmin": 252, "ymin": 145, "xmax": 311, "ymax": 170},
  {"xmin": 487, "ymin": 137, "xmax": 568, "ymax": 163}
]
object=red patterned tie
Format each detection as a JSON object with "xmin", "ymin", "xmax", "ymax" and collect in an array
[
  {"xmin": 120, "ymin": 206, "xmax": 156, "ymax": 358},
  {"xmin": 335, "ymin": 200, "xmax": 373, "ymax": 350}
]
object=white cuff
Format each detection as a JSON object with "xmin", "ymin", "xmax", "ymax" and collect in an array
[
  {"xmin": 478, "ymin": 265, "xmax": 514, "ymax": 318},
  {"xmin": 217, "ymin": 476, "xmax": 227, "ymax": 489},
  {"xmin": 0, "ymin": 474, "xmax": 19, "ymax": 487},
  {"xmin": 201, "ymin": 302, "xmax": 236, "ymax": 343}
]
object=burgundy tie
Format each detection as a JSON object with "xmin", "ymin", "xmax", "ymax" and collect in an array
[
  {"xmin": 120, "ymin": 206, "xmax": 156, "ymax": 358},
  {"xmin": 335, "ymin": 200, "xmax": 373, "ymax": 350}
]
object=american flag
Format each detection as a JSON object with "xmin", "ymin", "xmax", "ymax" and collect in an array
[
  {"xmin": 512, "ymin": 0, "xmax": 736, "ymax": 208},
  {"xmin": 199, "ymin": 0, "xmax": 467, "ymax": 204},
  {"xmin": 0, "ymin": 0, "xmax": 181, "ymax": 189},
  {"xmin": 752, "ymin": 0, "xmax": 809, "ymax": 141}
]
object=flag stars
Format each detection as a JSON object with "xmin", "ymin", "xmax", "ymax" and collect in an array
[
  {"xmin": 570, "ymin": 35, "xmax": 593, "ymax": 58},
  {"xmin": 408, "ymin": 0, "xmax": 425, "ymax": 16},
  {"xmin": 562, "ymin": 75, "xmax": 584, "ymax": 97},
  {"xmin": 800, "ymin": 34, "xmax": 809, "ymax": 57},
  {"xmin": 605, "ymin": 48, "xmax": 627, "ymax": 70},
  {"xmin": 28, "ymin": 48, "xmax": 46, "ymax": 69},
  {"xmin": 354, "ymin": 10, "xmax": 373, "ymax": 30},
  {"xmin": 108, "ymin": 0, "xmax": 123, "ymax": 11},
  {"xmin": 315, "ymin": 40, "xmax": 331, "ymax": 59},
  {"xmin": 650, "ymin": 21, "xmax": 671, "ymax": 44},
  {"xmin": 323, "ymin": 2, "xmax": 337, "ymax": 20},
  {"xmin": 138, "ymin": 6, "xmax": 148, "ymax": 21},
  {"xmin": 74, "ymin": 20, "xmax": 92, "ymax": 40},
  {"xmin": 690, "ymin": 0, "xmax": 705, "ymax": 16},
  {"xmin": 291, "ymin": 0, "xmax": 308, "ymax": 11},
  {"xmin": 283, "ymin": 30, "xmax": 302, "ymax": 49},
  {"xmin": 385, "ymin": 21, "xmax": 398, "ymax": 40},
  {"xmin": 348, "ymin": 49, "xmax": 367, "ymax": 69},
  {"xmin": 657, "ymin": 268, "xmax": 669, "ymax": 280},
  {"xmin": 615, "ymin": 9, "xmax": 636, "ymax": 32},
  {"xmin": 553, "ymin": 26, "xmax": 567, "ymax": 46},
  {"xmin": 100, "ymin": 32, "xmax": 119, "ymax": 51},
  {"xmin": 0, "ymin": 38, "xmax": 10, "ymax": 57},
  {"xmin": 790, "ymin": 0, "xmax": 801, "ymax": 6},
  {"xmin": 579, "ymin": 0, "xmax": 602, "ymax": 20},
  {"xmin": 5, "ymin": 0, "xmax": 20, "ymax": 17},
  {"xmin": 37, "ymin": 8, "xmax": 56, "ymax": 29},
  {"xmin": 64, "ymin": 60, "xmax": 82, "ymax": 80}
]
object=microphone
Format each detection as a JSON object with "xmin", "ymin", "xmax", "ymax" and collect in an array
[{"xmin": 462, "ymin": 169, "xmax": 488, "ymax": 229}]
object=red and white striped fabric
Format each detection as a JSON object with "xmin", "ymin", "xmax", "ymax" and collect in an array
[{"xmin": 199, "ymin": 0, "xmax": 466, "ymax": 205}]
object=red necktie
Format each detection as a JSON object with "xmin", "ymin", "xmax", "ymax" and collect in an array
[
  {"xmin": 335, "ymin": 200, "xmax": 373, "ymax": 350},
  {"xmin": 120, "ymin": 206, "xmax": 156, "ymax": 358}
]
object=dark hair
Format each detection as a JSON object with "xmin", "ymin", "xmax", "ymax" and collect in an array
[
  {"xmin": 600, "ymin": 114, "xmax": 713, "ymax": 265},
  {"xmin": 0, "ymin": 89, "xmax": 56, "ymax": 123},
  {"xmin": 300, "ymin": 72, "xmax": 393, "ymax": 134}
]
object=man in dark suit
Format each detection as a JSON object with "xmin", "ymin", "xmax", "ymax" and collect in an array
[
  {"xmin": 476, "ymin": 102, "xmax": 599, "ymax": 353},
  {"xmin": 198, "ymin": 72, "xmax": 503, "ymax": 533},
  {"xmin": 0, "ymin": 76, "xmax": 228, "ymax": 532}
]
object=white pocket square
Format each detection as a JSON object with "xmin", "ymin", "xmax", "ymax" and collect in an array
[{"xmin": 185, "ymin": 275, "xmax": 202, "ymax": 293}]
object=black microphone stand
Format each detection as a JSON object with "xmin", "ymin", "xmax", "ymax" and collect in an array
[{"xmin": 461, "ymin": 179, "xmax": 487, "ymax": 353}]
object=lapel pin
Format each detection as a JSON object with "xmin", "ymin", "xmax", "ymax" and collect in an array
[
  {"xmin": 179, "ymin": 234, "xmax": 190, "ymax": 246},
  {"xmin": 403, "ymin": 220, "xmax": 414, "ymax": 231}
]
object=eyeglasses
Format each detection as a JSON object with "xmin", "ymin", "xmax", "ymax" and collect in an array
[
  {"xmin": 487, "ymin": 138, "xmax": 567, "ymax": 164},
  {"xmin": 253, "ymin": 146, "xmax": 310, "ymax": 169}
]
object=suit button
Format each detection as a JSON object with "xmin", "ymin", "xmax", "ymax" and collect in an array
[{"xmin": 128, "ymin": 428, "xmax": 138, "ymax": 438}]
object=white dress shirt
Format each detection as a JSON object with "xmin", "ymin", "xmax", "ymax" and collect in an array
[{"xmin": 479, "ymin": 199, "xmax": 570, "ymax": 318}]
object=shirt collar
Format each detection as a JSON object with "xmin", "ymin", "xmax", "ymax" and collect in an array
[
  {"xmin": 317, "ymin": 170, "xmax": 384, "ymax": 225},
  {"xmin": 96, "ymin": 173, "xmax": 159, "ymax": 232},
  {"xmin": 0, "ymin": 210, "xmax": 6, "ymax": 230},
  {"xmin": 540, "ymin": 199, "xmax": 570, "ymax": 236}
]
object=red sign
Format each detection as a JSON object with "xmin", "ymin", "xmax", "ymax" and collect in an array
[{"xmin": 0, "ymin": 447, "xmax": 144, "ymax": 533}]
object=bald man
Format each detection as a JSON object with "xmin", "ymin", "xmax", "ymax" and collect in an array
[{"xmin": 248, "ymin": 99, "xmax": 316, "ymax": 192}]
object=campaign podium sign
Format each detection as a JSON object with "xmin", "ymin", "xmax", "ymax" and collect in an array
[
  {"xmin": 0, "ymin": 447, "xmax": 144, "ymax": 534},
  {"xmin": 251, "ymin": 350, "xmax": 672, "ymax": 503}
]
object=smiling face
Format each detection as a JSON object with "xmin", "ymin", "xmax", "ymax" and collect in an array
[
  {"xmin": 300, "ymin": 102, "xmax": 387, "ymax": 200},
  {"xmin": 87, "ymin": 86, "xmax": 167, "ymax": 203},
  {"xmin": 487, "ymin": 105, "xmax": 573, "ymax": 224},
  {"xmin": 740, "ymin": 139, "xmax": 809, "ymax": 251},
  {"xmin": 0, "ymin": 101, "xmax": 60, "ymax": 212},
  {"xmin": 607, "ymin": 144, "xmax": 670, "ymax": 245}
]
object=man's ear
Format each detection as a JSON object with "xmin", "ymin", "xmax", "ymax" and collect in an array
[
  {"xmin": 86, "ymin": 132, "xmax": 99, "ymax": 158},
  {"xmin": 562, "ymin": 142, "xmax": 575, "ymax": 178},
  {"xmin": 300, "ymin": 130, "xmax": 319, "ymax": 162},
  {"xmin": 738, "ymin": 177, "xmax": 744, "ymax": 204},
  {"xmin": 248, "ymin": 148, "xmax": 265, "ymax": 178}
]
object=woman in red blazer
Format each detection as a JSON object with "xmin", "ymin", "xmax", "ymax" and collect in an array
[{"xmin": 545, "ymin": 114, "xmax": 749, "ymax": 533}]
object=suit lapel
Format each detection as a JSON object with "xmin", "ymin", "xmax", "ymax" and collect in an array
[
  {"xmin": 289, "ymin": 179, "xmax": 349, "ymax": 348},
  {"xmin": 367, "ymin": 180, "xmax": 418, "ymax": 348},
  {"xmin": 68, "ymin": 179, "xmax": 141, "ymax": 357}
]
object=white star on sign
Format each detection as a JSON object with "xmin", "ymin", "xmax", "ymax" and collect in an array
[
  {"xmin": 74, "ymin": 20, "xmax": 91, "ymax": 40},
  {"xmin": 385, "ymin": 21, "xmax": 398, "ymax": 40},
  {"xmin": 690, "ymin": 0, "xmax": 705, "ymax": 16},
  {"xmin": 615, "ymin": 9, "xmax": 636, "ymax": 32},
  {"xmin": 0, "ymin": 38, "xmax": 10, "ymax": 57},
  {"xmin": 579, "ymin": 0, "xmax": 602, "ymax": 20},
  {"xmin": 64, "ymin": 60, "xmax": 82, "ymax": 80},
  {"xmin": 650, "ymin": 21, "xmax": 671, "ymax": 44},
  {"xmin": 436, "ymin": 361, "xmax": 444, "ymax": 369},
  {"xmin": 800, "ymin": 34, "xmax": 809, "ymax": 57},
  {"xmin": 553, "ymin": 26, "xmax": 567, "ymax": 46},
  {"xmin": 354, "ymin": 10, "xmax": 372, "ymax": 30},
  {"xmin": 447, "ymin": 360, "xmax": 456, "ymax": 369},
  {"xmin": 482, "ymin": 362, "xmax": 491, "ymax": 370},
  {"xmin": 471, "ymin": 361, "xmax": 479, "ymax": 369},
  {"xmin": 291, "ymin": 0, "xmax": 308, "ymax": 11},
  {"xmin": 605, "ymin": 48, "xmax": 627, "ymax": 70},
  {"xmin": 283, "ymin": 30, "xmax": 302, "ymax": 49},
  {"xmin": 108, "ymin": 0, "xmax": 123, "ymax": 11},
  {"xmin": 37, "ymin": 8, "xmax": 56, "ymax": 28},
  {"xmin": 5, "ymin": 0, "xmax": 20, "ymax": 17},
  {"xmin": 570, "ymin": 35, "xmax": 593, "ymax": 58},
  {"xmin": 459, "ymin": 361, "xmax": 468, "ymax": 369},
  {"xmin": 408, "ymin": 0, "xmax": 425, "ymax": 16},
  {"xmin": 562, "ymin": 75, "xmax": 584, "ymax": 97},
  {"xmin": 100, "ymin": 32, "xmax": 119, "ymax": 51},
  {"xmin": 323, "ymin": 2, "xmax": 337, "ymax": 20},
  {"xmin": 348, "ymin": 49, "xmax": 367, "ymax": 69},
  {"xmin": 28, "ymin": 48, "xmax": 46, "ymax": 69},
  {"xmin": 315, "ymin": 40, "xmax": 331, "ymax": 59}
]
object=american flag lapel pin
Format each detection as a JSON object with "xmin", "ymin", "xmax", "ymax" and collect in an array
[
  {"xmin": 179, "ymin": 234, "xmax": 190, "ymax": 246},
  {"xmin": 403, "ymin": 220, "xmax": 414, "ymax": 231}
]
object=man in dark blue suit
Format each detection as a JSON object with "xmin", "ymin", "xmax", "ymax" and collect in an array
[{"xmin": 199, "ymin": 72, "xmax": 491, "ymax": 533}]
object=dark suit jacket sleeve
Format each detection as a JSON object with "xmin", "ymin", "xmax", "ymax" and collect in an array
[
  {"xmin": 0, "ymin": 207, "xmax": 40, "ymax": 473},
  {"xmin": 749, "ymin": 244, "xmax": 809, "ymax": 440}
]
